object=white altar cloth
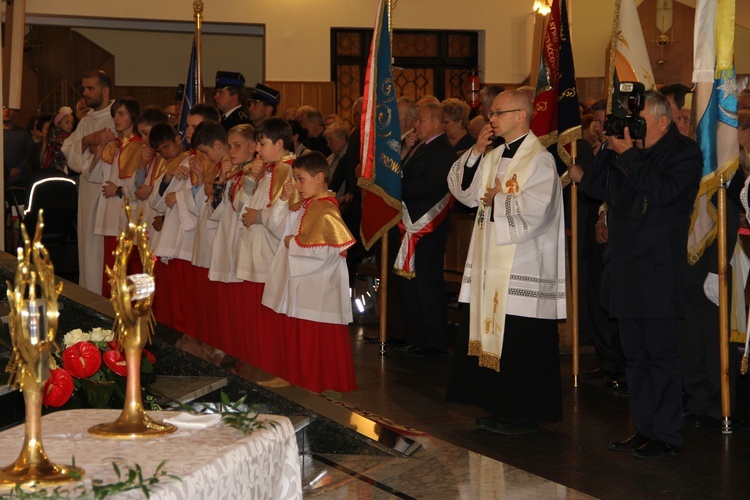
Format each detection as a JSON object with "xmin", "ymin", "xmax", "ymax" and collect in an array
[{"xmin": 0, "ymin": 409, "xmax": 301, "ymax": 499}]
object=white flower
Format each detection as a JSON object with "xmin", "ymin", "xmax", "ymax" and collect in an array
[
  {"xmin": 63, "ymin": 329, "xmax": 90, "ymax": 348},
  {"xmin": 89, "ymin": 327, "xmax": 113, "ymax": 343}
]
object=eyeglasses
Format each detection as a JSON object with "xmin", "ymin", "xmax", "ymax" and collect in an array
[{"xmin": 487, "ymin": 108, "xmax": 521, "ymax": 119}]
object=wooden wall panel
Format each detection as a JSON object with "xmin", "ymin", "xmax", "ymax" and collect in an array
[
  {"xmin": 639, "ymin": 0, "xmax": 695, "ymax": 87},
  {"xmin": 264, "ymin": 81, "xmax": 336, "ymax": 118},
  {"xmin": 576, "ymin": 77, "xmax": 606, "ymax": 103},
  {"xmin": 115, "ymin": 86, "xmax": 177, "ymax": 108}
]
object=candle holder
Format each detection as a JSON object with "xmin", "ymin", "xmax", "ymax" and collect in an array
[
  {"xmin": 0, "ymin": 212, "xmax": 84, "ymax": 486},
  {"xmin": 88, "ymin": 204, "xmax": 176, "ymax": 438}
]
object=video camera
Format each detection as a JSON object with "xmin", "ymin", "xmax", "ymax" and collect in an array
[{"xmin": 604, "ymin": 81, "xmax": 647, "ymax": 140}]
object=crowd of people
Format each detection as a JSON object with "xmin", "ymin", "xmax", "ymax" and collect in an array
[
  {"xmin": 7, "ymin": 66, "xmax": 750, "ymax": 457},
  {"xmin": 15, "ymin": 69, "xmax": 367, "ymax": 393}
]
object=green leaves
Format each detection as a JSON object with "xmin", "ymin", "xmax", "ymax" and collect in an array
[
  {"xmin": 217, "ymin": 393, "xmax": 277, "ymax": 436},
  {"xmin": 1, "ymin": 459, "xmax": 180, "ymax": 499},
  {"xmin": 187, "ymin": 391, "xmax": 278, "ymax": 436}
]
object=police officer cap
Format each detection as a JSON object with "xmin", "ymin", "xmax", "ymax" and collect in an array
[
  {"xmin": 251, "ymin": 83, "xmax": 281, "ymax": 106},
  {"xmin": 215, "ymin": 71, "xmax": 245, "ymax": 90}
]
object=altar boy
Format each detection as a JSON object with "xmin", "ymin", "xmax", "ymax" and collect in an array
[{"xmin": 261, "ymin": 152, "xmax": 356, "ymax": 393}]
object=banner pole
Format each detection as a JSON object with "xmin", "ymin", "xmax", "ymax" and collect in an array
[
  {"xmin": 379, "ymin": 233, "xmax": 389, "ymax": 355},
  {"xmin": 570, "ymin": 140, "xmax": 579, "ymax": 387},
  {"xmin": 717, "ymin": 176, "xmax": 731, "ymax": 434}
]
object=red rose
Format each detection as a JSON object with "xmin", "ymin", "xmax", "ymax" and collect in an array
[
  {"xmin": 62, "ymin": 341, "xmax": 102, "ymax": 378},
  {"xmin": 103, "ymin": 349, "xmax": 128, "ymax": 377},
  {"xmin": 43, "ymin": 368, "xmax": 74, "ymax": 407}
]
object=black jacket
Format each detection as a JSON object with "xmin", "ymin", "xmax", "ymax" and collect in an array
[
  {"xmin": 581, "ymin": 124, "xmax": 702, "ymax": 318},
  {"xmin": 401, "ymin": 133, "xmax": 457, "ymax": 221},
  {"xmin": 221, "ymin": 107, "xmax": 251, "ymax": 132}
]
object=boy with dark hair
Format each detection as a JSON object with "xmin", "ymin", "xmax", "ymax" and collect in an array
[
  {"xmin": 148, "ymin": 122, "xmax": 202, "ymax": 331},
  {"xmin": 236, "ymin": 117, "xmax": 297, "ymax": 283},
  {"xmin": 134, "ymin": 105, "xmax": 169, "ymax": 246},
  {"xmin": 87, "ymin": 96, "xmax": 142, "ymax": 296},
  {"xmin": 185, "ymin": 103, "xmax": 221, "ymax": 144},
  {"xmin": 261, "ymin": 151, "xmax": 356, "ymax": 392},
  {"xmin": 233, "ymin": 117, "xmax": 298, "ymax": 377},
  {"xmin": 189, "ymin": 120, "xmax": 230, "ymax": 268}
]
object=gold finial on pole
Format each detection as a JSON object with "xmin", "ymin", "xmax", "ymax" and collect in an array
[
  {"xmin": 193, "ymin": 1, "xmax": 204, "ymax": 103},
  {"xmin": 88, "ymin": 203, "xmax": 176, "ymax": 438},
  {"xmin": 0, "ymin": 211, "xmax": 85, "ymax": 486}
]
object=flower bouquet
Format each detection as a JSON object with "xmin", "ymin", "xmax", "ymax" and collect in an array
[{"xmin": 42, "ymin": 327, "xmax": 157, "ymax": 409}]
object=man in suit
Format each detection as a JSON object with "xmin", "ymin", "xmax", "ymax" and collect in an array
[
  {"xmin": 214, "ymin": 71, "xmax": 251, "ymax": 131},
  {"xmin": 573, "ymin": 90, "xmax": 702, "ymax": 458},
  {"xmin": 395, "ymin": 102, "xmax": 457, "ymax": 355}
]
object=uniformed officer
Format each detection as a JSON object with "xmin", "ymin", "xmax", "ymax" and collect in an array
[
  {"xmin": 247, "ymin": 83, "xmax": 281, "ymax": 124},
  {"xmin": 214, "ymin": 71, "xmax": 251, "ymax": 131}
]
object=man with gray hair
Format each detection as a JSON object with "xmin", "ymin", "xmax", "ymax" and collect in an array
[
  {"xmin": 571, "ymin": 90, "xmax": 702, "ymax": 458},
  {"xmin": 397, "ymin": 97, "xmax": 417, "ymax": 159},
  {"xmin": 395, "ymin": 101, "xmax": 456, "ymax": 356},
  {"xmin": 302, "ymin": 108, "xmax": 331, "ymax": 156}
]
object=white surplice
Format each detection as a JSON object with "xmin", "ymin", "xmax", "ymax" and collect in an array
[
  {"xmin": 191, "ymin": 187, "xmax": 214, "ymax": 268},
  {"xmin": 261, "ymin": 198, "xmax": 354, "ymax": 325},
  {"xmin": 149, "ymin": 158, "xmax": 199, "ymax": 262},
  {"xmin": 235, "ymin": 168, "xmax": 291, "ymax": 283},
  {"xmin": 61, "ymin": 102, "xmax": 114, "ymax": 293},
  {"xmin": 88, "ymin": 148, "xmax": 137, "ymax": 237},
  {"xmin": 208, "ymin": 174, "xmax": 251, "ymax": 282}
]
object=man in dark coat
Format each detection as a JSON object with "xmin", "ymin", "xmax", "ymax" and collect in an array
[
  {"xmin": 214, "ymin": 71, "xmax": 251, "ymax": 132},
  {"xmin": 395, "ymin": 102, "xmax": 457, "ymax": 355},
  {"xmin": 572, "ymin": 90, "xmax": 701, "ymax": 458}
]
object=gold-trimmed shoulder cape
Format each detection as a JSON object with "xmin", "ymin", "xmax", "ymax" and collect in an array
[
  {"xmin": 293, "ymin": 191, "xmax": 355, "ymax": 249},
  {"xmin": 101, "ymin": 134, "xmax": 142, "ymax": 179}
]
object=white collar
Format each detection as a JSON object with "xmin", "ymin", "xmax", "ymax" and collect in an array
[
  {"xmin": 88, "ymin": 100, "xmax": 114, "ymax": 118},
  {"xmin": 223, "ymin": 105, "xmax": 242, "ymax": 118}
]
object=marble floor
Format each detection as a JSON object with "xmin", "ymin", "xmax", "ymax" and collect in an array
[{"xmin": 294, "ymin": 321, "xmax": 750, "ymax": 499}]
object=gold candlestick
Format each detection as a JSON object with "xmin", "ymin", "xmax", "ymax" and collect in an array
[
  {"xmin": 88, "ymin": 204, "xmax": 176, "ymax": 438},
  {"xmin": 0, "ymin": 212, "xmax": 84, "ymax": 486}
]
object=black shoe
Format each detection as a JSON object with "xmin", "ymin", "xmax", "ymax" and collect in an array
[
  {"xmin": 608, "ymin": 432, "xmax": 650, "ymax": 451},
  {"xmin": 476, "ymin": 418, "xmax": 539, "ymax": 435},
  {"xmin": 617, "ymin": 380, "xmax": 629, "ymax": 395},
  {"xmin": 632, "ymin": 439, "xmax": 681, "ymax": 458},
  {"xmin": 604, "ymin": 380, "xmax": 620, "ymax": 390},
  {"xmin": 682, "ymin": 408, "xmax": 698, "ymax": 418},
  {"xmin": 685, "ymin": 414, "xmax": 721, "ymax": 429}
]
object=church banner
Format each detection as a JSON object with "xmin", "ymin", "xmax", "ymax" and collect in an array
[
  {"xmin": 358, "ymin": 0, "xmax": 402, "ymax": 251},
  {"xmin": 688, "ymin": 0, "xmax": 739, "ymax": 263},
  {"xmin": 530, "ymin": 0, "xmax": 581, "ymax": 170}
]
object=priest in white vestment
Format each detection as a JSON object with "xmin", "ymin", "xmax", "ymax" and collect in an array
[
  {"xmin": 445, "ymin": 90, "xmax": 566, "ymax": 435},
  {"xmin": 62, "ymin": 71, "xmax": 116, "ymax": 294}
]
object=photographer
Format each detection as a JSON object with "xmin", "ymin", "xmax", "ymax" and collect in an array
[{"xmin": 569, "ymin": 90, "xmax": 701, "ymax": 458}]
